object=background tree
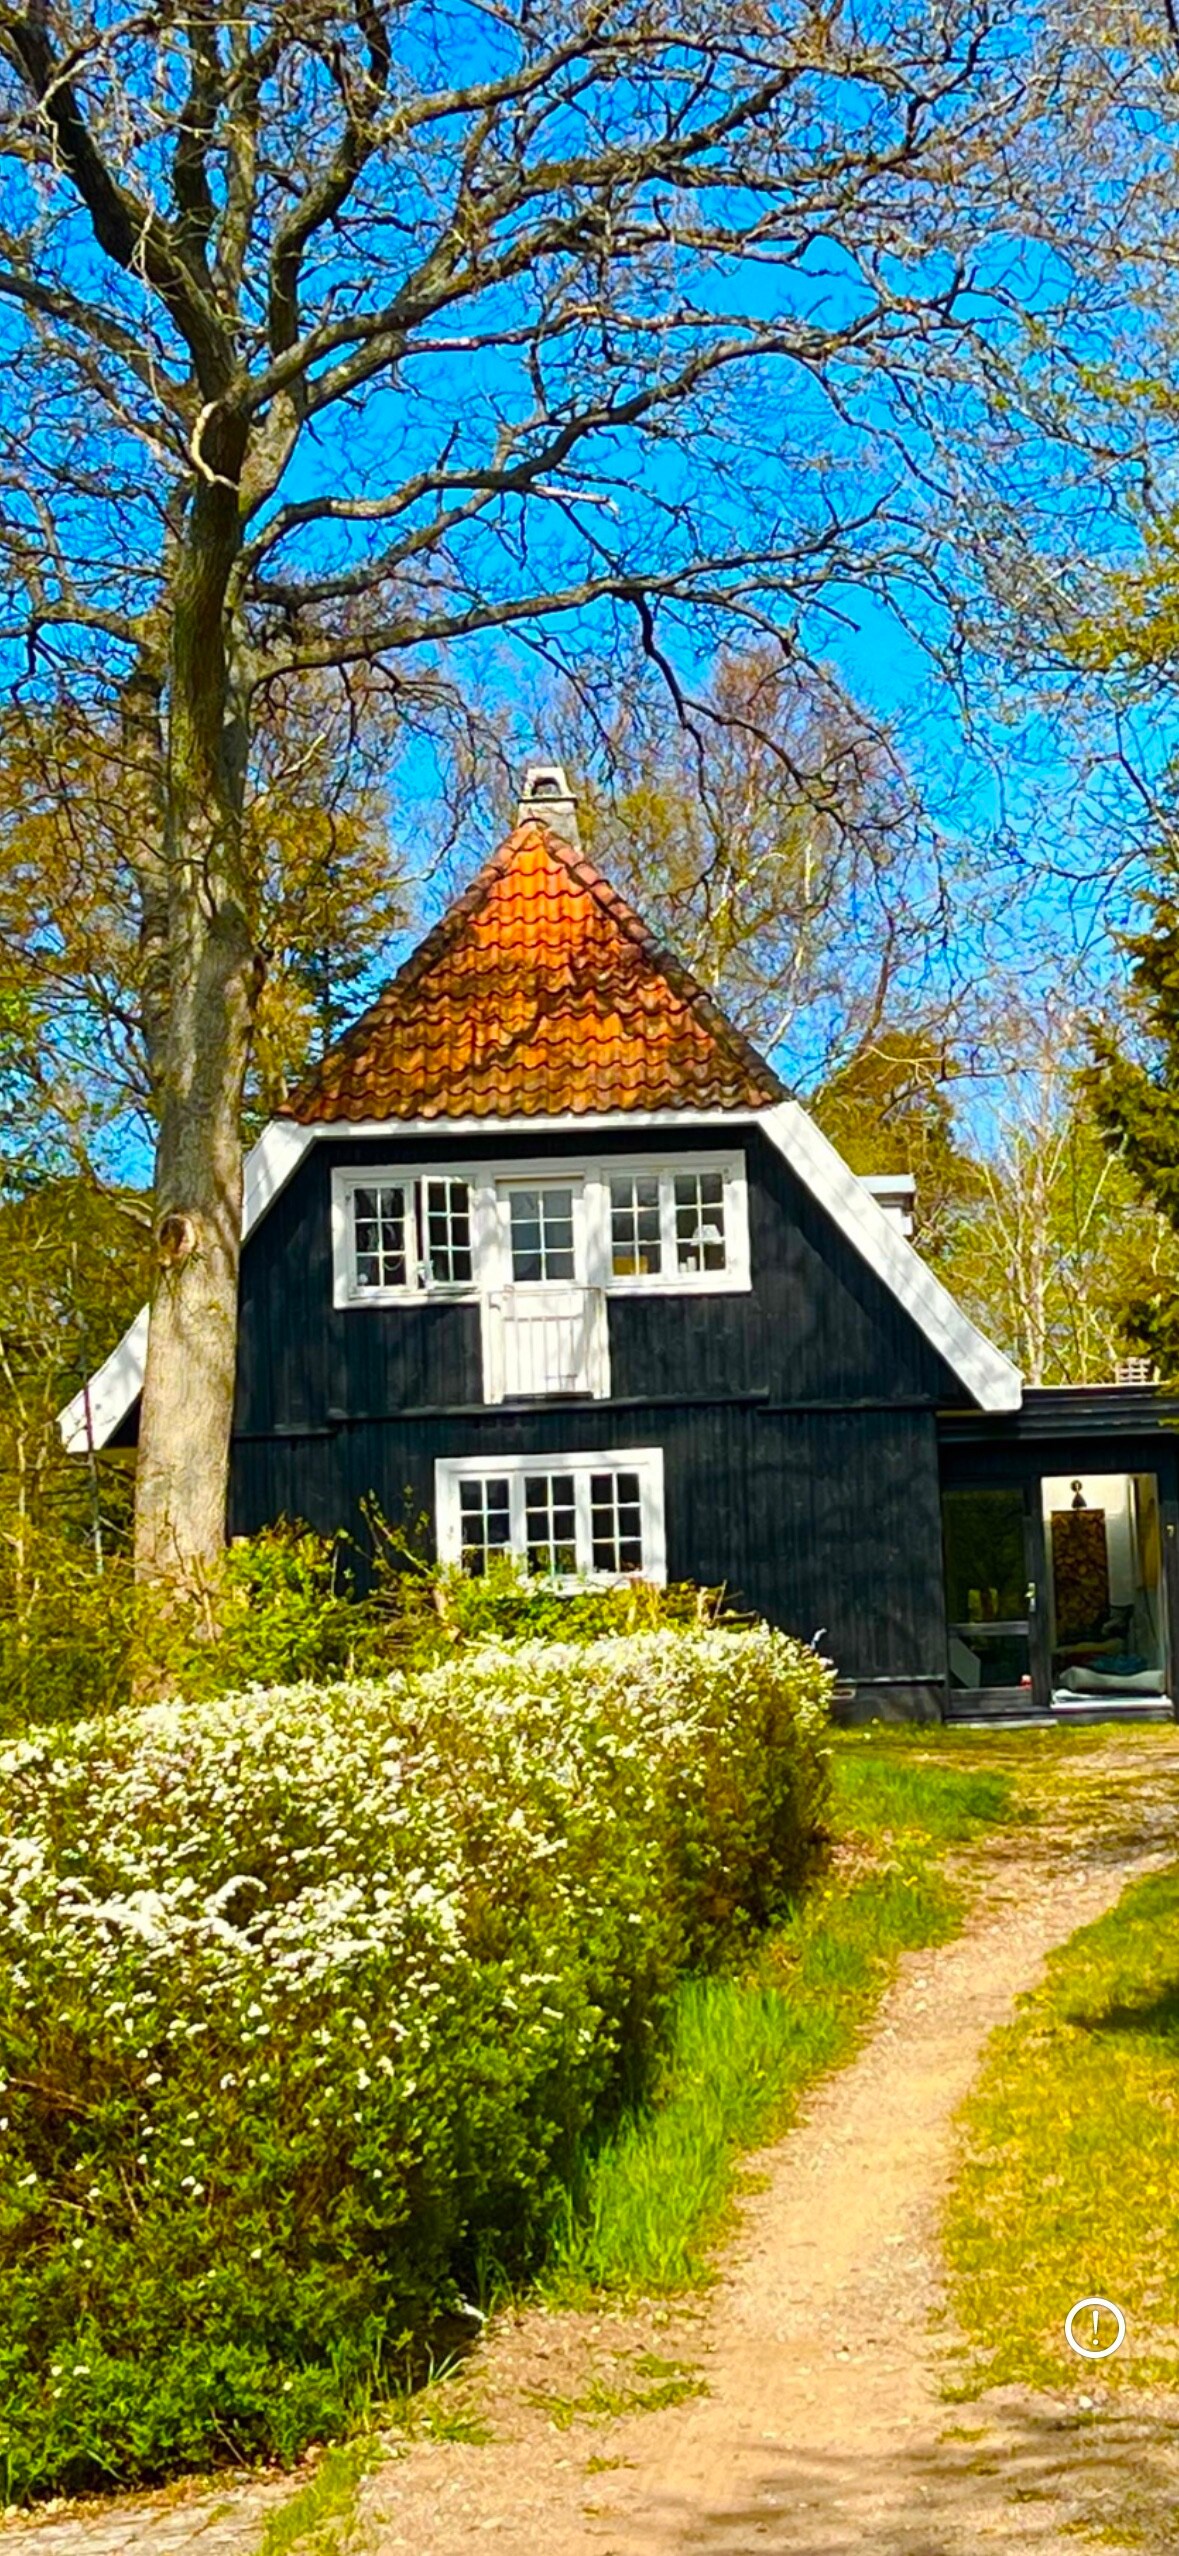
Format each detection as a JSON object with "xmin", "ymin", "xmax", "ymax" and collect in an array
[
  {"xmin": 1086, "ymin": 865, "xmax": 1179, "ymax": 1373},
  {"xmin": 0, "ymin": 1177, "xmax": 145, "ymax": 1712},
  {"xmin": 0, "ymin": 1, "xmax": 1147, "ymax": 1587},
  {"xmin": 0, "ymin": 684, "xmax": 409, "ymax": 1179},
  {"xmin": 810, "ymin": 1023, "xmax": 975, "ymax": 1260},
  {"xmin": 562, "ymin": 645, "xmax": 942, "ymax": 1083},
  {"xmin": 941, "ymin": 1001, "xmax": 1179, "ymax": 1384}
]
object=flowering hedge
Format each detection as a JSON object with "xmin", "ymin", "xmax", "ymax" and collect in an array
[{"xmin": 0, "ymin": 1625, "xmax": 831, "ymax": 2499}]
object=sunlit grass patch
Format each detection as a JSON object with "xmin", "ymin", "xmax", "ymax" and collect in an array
[
  {"xmin": 526, "ymin": 2352, "xmax": 706, "ymax": 2431},
  {"xmin": 944, "ymin": 1861, "xmax": 1179, "ymax": 2393},
  {"xmin": 829, "ymin": 1735, "xmax": 1020, "ymax": 1844},
  {"xmin": 545, "ymin": 1739, "xmax": 1020, "ymax": 2298},
  {"xmin": 256, "ymin": 2438, "xmax": 379, "ymax": 2556}
]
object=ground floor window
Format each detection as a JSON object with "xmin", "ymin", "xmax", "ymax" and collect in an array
[{"xmin": 435, "ymin": 1446, "xmax": 666, "ymax": 1584}]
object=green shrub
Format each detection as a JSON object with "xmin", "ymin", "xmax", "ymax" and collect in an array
[
  {"xmin": 0, "ymin": 1521, "xmax": 139, "ymax": 1731},
  {"xmin": 0, "ymin": 1511, "xmax": 735, "ymax": 1734},
  {"xmin": 0, "ymin": 1622, "xmax": 831, "ymax": 2500}
]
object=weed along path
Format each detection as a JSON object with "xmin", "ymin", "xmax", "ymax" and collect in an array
[
  {"xmin": 357, "ymin": 1737, "xmax": 1179, "ymax": 2556},
  {"xmin": 5, "ymin": 1736, "xmax": 1179, "ymax": 2556}
]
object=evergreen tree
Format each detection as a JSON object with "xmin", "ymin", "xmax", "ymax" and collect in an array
[{"xmin": 1087, "ymin": 885, "xmax": 1179, "ymax": 1372}]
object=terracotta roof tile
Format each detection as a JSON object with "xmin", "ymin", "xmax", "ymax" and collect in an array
[{"xmin": 285, "ymin": 819, "xmax": 784, "ymax": 1124}]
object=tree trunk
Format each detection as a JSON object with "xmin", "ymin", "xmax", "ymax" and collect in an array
[{"xmin": 134, "ymin": 450, "xmax": 260, "ymax": 1593}]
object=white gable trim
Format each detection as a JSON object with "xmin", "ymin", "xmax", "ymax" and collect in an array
[
  {"xmin": 759, "ymin": 1102, "xmax": 1022, "ymax": 1413},
  {"xmin": 58, "ymin": 1120, "xmax": 316, "ymax": 1453},
  {"xmin": 59, "ymin": 1302, "xmax": 152, "ymax": 1456},
  {"xmin": 60, "ymin": 1099, "xmax": 1021, "ymax": 1452}
]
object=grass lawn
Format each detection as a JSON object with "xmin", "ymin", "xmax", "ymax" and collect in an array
[
  {"xmin": 944, "ymin": 1855, "xmax": 1179, "ymax": 2394},
  {"xmin": 544, "ymin": 1729, "xmax": 1023, "ymax": 2298}
]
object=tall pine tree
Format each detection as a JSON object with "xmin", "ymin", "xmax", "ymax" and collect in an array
[{"xmin": 1087, "ymin": 884, "xmax": 1179, "ymax": 1371}]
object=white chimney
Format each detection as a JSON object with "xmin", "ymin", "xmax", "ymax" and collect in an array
[
  {"xmin": 517, "ymin": 761, "xmax": 581, "ymax": 851},
  {"xmin": 862, "ymin": 1172, "xmax": 916, "ymax": 1239}
]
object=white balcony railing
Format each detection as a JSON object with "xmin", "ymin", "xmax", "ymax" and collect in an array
[{"xmin": 481, "ymin": 1286, "xmax": 610, "ymax": 1402}]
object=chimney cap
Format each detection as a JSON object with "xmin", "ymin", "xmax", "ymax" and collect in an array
[{"xmin": 517, "ymin": 761, "xmax": 580, "ymax": 848}]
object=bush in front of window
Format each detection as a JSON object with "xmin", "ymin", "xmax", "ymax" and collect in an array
[
  {"xmin": 0, "ymin": 1623, "xmax": 832, "ymax": 2501},
  {"xmin": 0, "ymin": 1509, "xmax": 737, "ymax": 1738}
]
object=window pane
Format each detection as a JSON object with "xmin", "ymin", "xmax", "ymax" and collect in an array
[
  {"xmin": 590, "ymin": 1469, "xmax": 645, "ymax": 1575},
  {"xmin": 425, "ymin": 1178, "xmax": 472, "ymax": 1284},
  {"xmin": 524, "ymin": 1471, "xmax": 577, "ymax": 1574},
  {"xmin": 510, "ymin": 1185, "xmax": 576, "ymax": 1282},
  {"xmin": 352, "ymin": 1182, "xmax": 408, "ymax": 1290},
  {"xmin": 610, "ymin": 1174, "xmax": 663, "ymax": 1277},
  {"xmin": 674, "ymin": 1171, "xmax": 727, "ymax": 1274},
  {"xmin": 458, "ymin": 1476, "xmax": 511, "ymax": 1575}
]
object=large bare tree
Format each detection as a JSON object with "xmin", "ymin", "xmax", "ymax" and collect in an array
[{"xmin": 0, "ymin": 1, "xmax": 1121, "ymax": 1586}]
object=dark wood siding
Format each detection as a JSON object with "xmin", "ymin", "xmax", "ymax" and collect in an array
[
  {"xmin": 233, "ymin": 1123, "xmax": 961, "ymax": 1433},
  {"xmin": 230, "ymin": 1398, "xmax": 946, "ymax": 1687},
  {"xmin": 228, "ymin": 1120, "xmax": 958, "ymax": 1690}
]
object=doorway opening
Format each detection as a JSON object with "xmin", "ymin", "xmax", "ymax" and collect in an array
[
  {"xmin": 942, "ymin": 1485, "xmax": 1035, "ymax": 1706},
  {"xmin": 1041, "ymin": 1472, "xmax": 1169, "ymax": 1708}
]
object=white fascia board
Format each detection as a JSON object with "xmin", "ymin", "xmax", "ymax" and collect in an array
[
  {"xmin": 242, "ymin": 1118, "xmax": 316, "ymax": 1236},
  {"xmin": 300, "ymin": 1107, "xmax": 755, "ymax": 1139},
  {"xmin": 57, "ymin": 1120, "xmax": 317, "ymax": 1453},
  {"xmin": 759, "ymin": 1101, "xmax": 1023, "ymax": 1414},
  {"xmin": 59, "ymin": 1302, "xmax": 151, "ymax": 1454}
]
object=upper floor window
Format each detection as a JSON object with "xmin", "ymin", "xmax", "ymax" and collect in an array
[
  {"xmin": 610, "ymin": 1173, "xmax": 663, "ymax": 1277},
  {"xmin": 424, "ymin": 1177, "xmax": 473, "ymax": 1285},
  {"xmin": 607, "ymin": 1164, "xmax": 740, "ymax": 1285},
  {"xmin": 334, "ymin": 1169, "xmax": 474, "ymax": 1303},
  {"xmin": 333, "ymin": 1152, "xmax": 748, "ymax": 1307},
  {"xmin": 674, "ymin": 1169, "xmax": 727, "ymax": 1273},
  {"xmin": 508, "ymin": 1184, "xmax": 577, "ymax": 1283},
  {"xmin": 352, "ymin": 1181, "xmax": 410, "ymax": 1293}
]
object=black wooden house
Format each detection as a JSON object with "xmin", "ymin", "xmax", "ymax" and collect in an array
[{"xmin": 65, "ymin": 768, "xmax": 1179, "ymax": 1724}]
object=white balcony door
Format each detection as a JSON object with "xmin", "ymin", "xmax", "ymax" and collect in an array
[{"xmin": 480, "ymin": 1176, "xmax": 611, "ymax": 1401}]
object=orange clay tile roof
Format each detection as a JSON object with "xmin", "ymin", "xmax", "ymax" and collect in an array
[{"xmin": 285, "ymin": 818, "xmax": 784, "ymax": 1123}]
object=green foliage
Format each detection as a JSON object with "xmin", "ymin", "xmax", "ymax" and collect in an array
[
  {"xmin": 545, "ymin": 1736, "xmax": 1015, "ymax": 2297},
  {"xmin": 0, "ymin": 1621, "xmax": 831, "ymax": 2501},
  {"xmin": 0, "ymin": 1493, "xmax": 733, "ymax": 1738},
  {"xmin": 1086, "ymin": 880, "xmax": 1179, "ymax": 1374},
  {"xmin": 944, "ymin": 1859, "xmax": 1179, "ymax": 2392},
  {"xmin": 0, "ymin": 1177, "xmax": 145, "ymax": 1726},
  {"xmin": 811, "ymin": 1023, "xmax": 974, "ymax": 1256},
  {"xmin": 256, "ymin": 2437, "xmax": 381, "ymax": 2556}
]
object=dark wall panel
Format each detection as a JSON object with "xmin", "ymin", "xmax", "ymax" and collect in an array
[
  {"xmin": 234, "ymin": 1122, "xmax": 961, "ymax": 1433},
  {"xmin": 230, "ymin": 1399, "xmax": 948, "ymax": 1687}
]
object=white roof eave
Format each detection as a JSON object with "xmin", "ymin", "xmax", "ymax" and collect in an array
[
  {"xmin": 59, "ymin": 1100, "xmax": 1022, "ymax": 1451},
  {"xmin": 758, "ymin": 1101, "xmax": 1023, "ymax": 1414}
]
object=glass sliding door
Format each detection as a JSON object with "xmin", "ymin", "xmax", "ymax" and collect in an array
[
  {"xmin": 1041, "ymin": 1472, "xmax": 1170, "ymax": 1706},
  {"xmin": 943, "ymin": 1485, "xmax": 1040, "ymax": 1706}
]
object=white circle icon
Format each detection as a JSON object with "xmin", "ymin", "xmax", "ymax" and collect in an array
[{"xmin": 1064, "ymin": 2296, "xmax": 1126, "ymax": 2360}]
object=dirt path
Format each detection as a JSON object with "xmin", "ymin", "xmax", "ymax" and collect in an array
[
  {"xmin": 7, "ymin": 1739, "xmax": 1179, "ymax": 2556},
  {"xmin": 357, "ymin": 1741, "xmax": 1179, "ymax": 2556}
]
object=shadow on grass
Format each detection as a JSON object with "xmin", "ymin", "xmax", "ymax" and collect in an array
[{"xmin": 1065, "ymin": 1980, "xmax": 1179, "ymax": 2039}]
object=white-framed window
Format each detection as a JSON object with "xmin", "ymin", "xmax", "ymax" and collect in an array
[
  {"xmin": 423, "ymin": 1176, "xmax": 474, "ymax": 1285},
  {"xmin": 604, "ymin": 1157, "xmax": 748, "ymax": 1290},
  {"xmin": 506, "ymin": 1182, "xmax": 578, "ymax": 1283},
  {"xmin": 435, "ymin": 1447, "xmax": 666, "ymax": 1584},
  {"xmin": 352, "ymin": 1179, "xmax": 412, "ymax": 1294},
  {"xmin": 333, "ymin": 1153, "xmax": 748, "ymax": 1307},
  {"xmin": 332, "ymin": 1167, "xmax": 478, "ymax": 1305},
  {"xmin": 457, "ymin": 1473, "xmax": 512, "ymax": 1572},
  {"xmin": 609, "ymin": 1172, "xmax": 663, "ymax": 1277}
]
